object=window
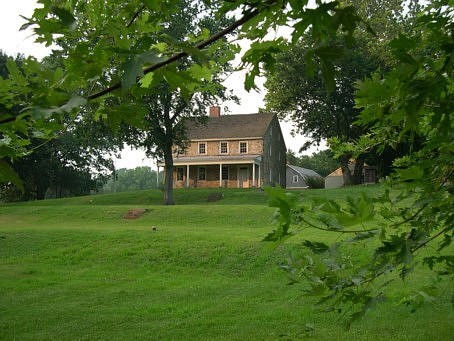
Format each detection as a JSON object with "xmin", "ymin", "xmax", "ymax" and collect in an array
[
  {"xmin": 222, "ymin": 166, "xmax": 229, "ymax": 180},
  {"xmin": 198, "ymin": 167, "xmax": 206, "ymax": 180},
  {"xmin": 177, "ymin": 167, "xmax": 184, "ymax": 181},
  {"xmin": 239, "ymin": 141, "xmax": 247, "ymax": 154},
  {"xmin": 198, "ymin": 142, "xmax": 206, "ymax": 154},
  {"xmin": 293, "ymin": 175, "xmax": 298, "ymax": 183},
  {"xmin": 220, "ymin": 141, "xmax": 228, "ymax": 154}
]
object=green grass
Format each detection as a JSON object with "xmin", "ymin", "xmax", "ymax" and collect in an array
[{"xmin": 0, "ymin": 186, "xmax": 452, "ymax": 340}]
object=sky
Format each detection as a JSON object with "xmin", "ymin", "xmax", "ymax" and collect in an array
[{"xmin": 1, "ymin": 1, "xmax": 325, "ymax": 170}]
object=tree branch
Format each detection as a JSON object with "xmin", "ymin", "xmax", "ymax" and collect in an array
[
  {"xmin": 87, "ymin": 5, "xmax": 264, "ymax": 101},
  {"xmin": 0, "ymin": 3, "xmax": 270, "ymax": 126},
  {"xmin": 126, "ymin": 5, "xmax": 146, "ymax": 28},
  {"xmin": 300, "ymin": 217, "xmax": 378, "ymax": 234},
  {"xmin": 411, "ymin": 226, "xmax": 452, "ymax": 253}
]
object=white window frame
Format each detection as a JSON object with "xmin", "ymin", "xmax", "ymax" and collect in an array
[
  {"xmin": 198, "ymin": 167, "xmax": 206, "ymax": 181},
  {"xmin": 239, "ymin": 141, "xmax": 248, "ymax": 154},
  {"xmin": 198, "ymin": 142, "xmax": 206, "ymax": 155},
  {"xmin": 293, "ymin": 175, "xmax": 298, "ymax": 183},
  {"xmin": 219, "ymin": 141, "xmax": 228, "ymax": 154}
]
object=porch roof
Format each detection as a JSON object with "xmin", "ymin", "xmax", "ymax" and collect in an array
[{"xmin": 171, "ymin": 155, "xmax": 261, "ymax": 166}]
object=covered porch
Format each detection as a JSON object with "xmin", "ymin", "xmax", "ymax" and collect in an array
[{"xmin": 172, "ymin": 155, "xmax": 262, "ymax": 189}]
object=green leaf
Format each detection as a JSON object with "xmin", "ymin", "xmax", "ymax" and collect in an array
[
  {"xmin": 0, "ymin": 159, "xmax": 23, "ymax": 191},
  {"xmin": 121, "ymin": 58, "xmax": 142, "ymax": 92},
  {"xmin": 396, "ymin": 166, "xmax": 424, "ymax": 181},
  {"xmin": 51, "ymin": 6, "xmax": 76, "ymax": 30},
  {"xmin": 139, "ymin": 72, "xmax": 154, "ymax": 88},
  {"xmin": 6, "ymin": 60, "xmax": 27, "ymax": 86},
  {"xmin": 188, "ymin": 64, "xmax": 213, "ymax": 81},
  {"xmin": 302, "ymin": 240, "xmax": 330, "ymax": 254},
  {"xmin": 59, "ymin": 96, "xmax": 87, "ymax": 113},
  {"xmin": 138, "ymin": 50, "xmax": 164, "ymax": 65}
]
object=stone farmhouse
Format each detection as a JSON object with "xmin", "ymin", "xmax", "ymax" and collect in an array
[{"xmin": 171, "ymin": 107, "xmax": 286, "ymax": 189}]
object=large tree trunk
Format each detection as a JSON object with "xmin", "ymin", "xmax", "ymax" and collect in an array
[
  {"xmin": 352, "ymin": 155, "xmax": 365, "ymax": 185},
  {"xmin": 340, "ymin": 157, "xmax": 353, "ymax": 186},
  {"xmin": 163, "ymin": 147, "xmax": 175, "ymax": 205}
]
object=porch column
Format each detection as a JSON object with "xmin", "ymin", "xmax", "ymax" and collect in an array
[
  {"xmin": 219, "ymin": 164, "xmax": 222, "ymax": 188},
  {"xmin": 258, "ymin": 164, "xmax": 261, "ymax": 187},
  {"xmin": 186, "ymin": 164, "xmax": 190, "ymax": 188},
  {"xmin": 252, "ymin": 162, "xmax": 256, "ymax": 188}
]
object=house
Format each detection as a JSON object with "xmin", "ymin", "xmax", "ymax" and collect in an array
[
  {"xmin": 286, "ymin": 165, "xmax": 322, "ymax": 189},
  {"xmin": 324, "ymin": 167, "xmax": 344, "ymax": 189},
  {"xmin": 325, "ymin": 162, "xmax": 377, "ymax": 188},
  {"xmin": 171, "ymin": 106, "xmax": 286, "ymax": 189}
]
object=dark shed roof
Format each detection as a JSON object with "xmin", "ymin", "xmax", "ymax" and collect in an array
[
  {"xmin": 184, "ymin": 113, "xmax": 275, "ymax": 140},
  {"xmin": 287, "ymin": 165, "xmax": 323, "ymax": 178}
]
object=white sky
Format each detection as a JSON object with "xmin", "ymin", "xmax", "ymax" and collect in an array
[{"xmin": 1, "ymin": 1, "xmax": 325, "ymax": 170}]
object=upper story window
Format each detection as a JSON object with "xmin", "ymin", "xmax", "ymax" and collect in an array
[
  {"xmin": 293, "ymin": 175, "xmax": 298, "ymax": 183},
  {"xmin": 220, "ymin": 141, "xmax": 228, "ymax": 154},
  {"xmin": 198, "ymin": 142, "xmax": 206, "ymax": 154},
  {"xmin": 239, "ymin": 141, "xmax": 247, "ymax": 154}
]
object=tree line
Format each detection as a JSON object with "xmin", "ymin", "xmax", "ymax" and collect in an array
[{"xmin": 102, "ymin": 167, "xmax": 161, "ymax": 193}]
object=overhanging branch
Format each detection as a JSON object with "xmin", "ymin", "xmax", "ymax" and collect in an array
[
  {"xmin": 87, "ymin": 5, "xmax": 264, "ymax": 101},
  {"xmin": 0, "ymin": 2, "xmax": 274, "ymax": 125}
]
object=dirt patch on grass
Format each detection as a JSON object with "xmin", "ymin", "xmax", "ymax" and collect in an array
[{"xmin": 123, "ymin": 208, "xmax": 148, "ymax": 219}]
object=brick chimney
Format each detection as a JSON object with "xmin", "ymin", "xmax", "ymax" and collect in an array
[{"xmin": 209, "ymin": 106, "xmax": 221, "ymax": 117}]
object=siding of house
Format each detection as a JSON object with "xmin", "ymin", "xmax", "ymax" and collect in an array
[
  {"xmin": 262, "ymin": 116, "xmax": 286, "ymax": 188},
  {"xmin": 174, "ymin": 139, "xmax": 263, "ymax": 158},
  {"xmin": 286, "ymin": 168, "xmax": 308, "ymax": 188}
]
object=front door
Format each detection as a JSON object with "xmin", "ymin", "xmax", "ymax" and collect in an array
[{"xmin": 239, "ymin": 167, "xmax": 249, "ymax": 188}]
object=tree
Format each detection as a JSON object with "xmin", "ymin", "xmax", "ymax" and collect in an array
[
  {"xmin": 0, "ymin": 52, "xmax": 121, "ymax": 201},
  {"xmin": 0, "ymin": 0, "xmax": 362, "ymax": 192},
  {"xmin": 287, "ymin": 149, "xmax": 338, "ymax": 177},
  {"xmin": 263, "ymin": 0, "xmax": 410, "ymax": 185},
  {"xmin": 264, "ymin": 0, "xmax": 453, "ymax": 325},
  {"xmin": 103, "ymin": 167, "xmax": 159, "ymax": 193},
  {"xmin": 264, "ymin": 36, "xmax": 377, "ymax": 184},
  {"xmin": 117, "ymin": 0, "xmax": 237, "ymax": 204}
]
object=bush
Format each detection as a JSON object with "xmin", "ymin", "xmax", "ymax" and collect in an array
[{"xmin": 305, "ymin": 176, "xmax": 325, "ymax": 189}]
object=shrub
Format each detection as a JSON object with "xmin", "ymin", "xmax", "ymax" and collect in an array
[{"xmin": 305, "ymin": 176, "xmax": 325, "ymax": 189}]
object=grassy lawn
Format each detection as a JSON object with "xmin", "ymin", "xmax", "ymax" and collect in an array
[{"xmin": 0, "ymin": 186, "xmax": 452, "ymax": 340}]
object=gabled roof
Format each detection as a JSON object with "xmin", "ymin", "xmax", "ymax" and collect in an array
[
  {"xmin": 327, "ymin": 167, "xmax": 343, "ymax": 177},
  {"xmin": 183, "ymin": 113, "xmax": 275, "ymax": 140},
  {"xmin": 287, "ymin": 164, "xmax": 322, "ymax": 178}
]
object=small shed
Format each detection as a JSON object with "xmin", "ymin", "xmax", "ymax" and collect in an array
[
  {"xmin": 286, "ymin": 165, "xmax": 322, "ymax": 189},
  {"xmin": 325, "ymin": 163, "xmax": 378, "ymax": 188},
  {"xmin": 325, "ymin": 167, "xmax": 344, "ymax": 189}
]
